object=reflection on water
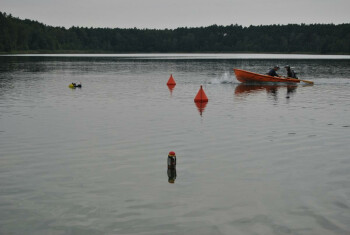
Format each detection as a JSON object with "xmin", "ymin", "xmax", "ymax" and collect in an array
[
  {"xmin": 167, "ymin": 84, "xmax": 176, "ymax": 95},
  {"xmin": 167, "ymin": 168, "xmax": 177, "ymax": 184},
  {"xmin": 194, "ymin": 101, "xmax": 208, "ymax": 116},
  {"xmin": 234, "ymin": 83, "xmax": 296, "ymax": 95},
  {"xmin": 234, "ymin": 83, "xmax": 300, "ymax": 101},
  {"xmin": 286, "ymin": 85, "xmax": 297, "ymax": 98}
]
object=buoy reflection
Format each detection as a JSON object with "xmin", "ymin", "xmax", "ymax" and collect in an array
[
  {"xmin": 167, "ymin": 84, "xmax": 176, "ymax": 95},
  {"xmin": 195, "ymin": 101, "xmax": 208, "ymax": 116},
  {"xmin": 167, "ymin": 168, "xmax": 177, "ymax": 184}
]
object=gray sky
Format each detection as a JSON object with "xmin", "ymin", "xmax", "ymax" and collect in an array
[{"xmin": 2, "ymin": 0, "xmax": 350, "ymax": 29}]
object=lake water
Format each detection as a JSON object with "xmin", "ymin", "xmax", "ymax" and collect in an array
[{"xmin": 1, "ymin": 54, "xmax": 350, "ymax": 235}]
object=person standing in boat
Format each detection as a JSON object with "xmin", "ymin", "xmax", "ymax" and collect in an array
[
  {"xmin": 284, "ymin": 65, "xmax": 298, "ymax": 78},
  {"xmin": 267, "ymin": 65, "xmax": 280, "ymax": 77}
]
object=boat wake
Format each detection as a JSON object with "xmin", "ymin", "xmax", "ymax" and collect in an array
[{"xmin": 208, "ymin": 72, "xmax": 237, "ymax": 84}]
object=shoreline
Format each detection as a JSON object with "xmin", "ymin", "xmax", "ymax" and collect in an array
[
  {"xmin": 1, "ymin": 51, "xmax": 350, "ymax": 55},
  {"xmin": 1, "ymin": 53, "xmax": 350, "ymax": 60}
]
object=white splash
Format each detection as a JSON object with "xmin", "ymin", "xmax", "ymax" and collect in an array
[{"xmin": 208, "ymin": 72, "xmax": 236, "ymax": 84}]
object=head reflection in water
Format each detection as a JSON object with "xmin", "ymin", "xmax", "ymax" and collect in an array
[{"xmin": 167, "ymin": 168, "xmax": 177, "ymax": 184}]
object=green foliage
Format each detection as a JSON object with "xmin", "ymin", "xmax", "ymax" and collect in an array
[{"xmin": 0, "ymin": 12, "xmax": 349, "ymax": 54}]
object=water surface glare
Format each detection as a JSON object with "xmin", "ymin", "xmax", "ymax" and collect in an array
[{"xmin": 0, "ymin": 54, "xmax": 350, "ymax": 235}]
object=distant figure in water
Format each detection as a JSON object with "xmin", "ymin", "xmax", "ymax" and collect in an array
[
  {"xmin": 285, "ymin": 65, "xmax": 298, "ymax": 78},
  {"xmin": 71, "ymin": 82, "xmax": 82, "ymax": 88},
  {"xmin": 267, "ymin": 65, "xmax": 280, "ymax": 77}
]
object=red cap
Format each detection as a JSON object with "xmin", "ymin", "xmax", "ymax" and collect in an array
[{"xmin": 168, "ymin": 151, "xmax": 176, "ymax": 156}]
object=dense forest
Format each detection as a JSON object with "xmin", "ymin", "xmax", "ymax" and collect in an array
[{"xmin": 1, "ymin": 12, "xmax": 350, "ymax": 54}]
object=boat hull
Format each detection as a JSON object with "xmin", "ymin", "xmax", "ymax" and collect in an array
[{"xmin": 234, "ymin": 69, "xmax": 300, "ymax": 83}]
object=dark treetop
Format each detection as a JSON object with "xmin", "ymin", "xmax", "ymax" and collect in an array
[{"xmin": 1, "ymin": 12, "xmax": 349, "ymax": 54}]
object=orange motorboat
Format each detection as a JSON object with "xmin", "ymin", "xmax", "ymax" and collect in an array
[{"xmin": 234, "ymin": 69, "xmax": 301, "ymax": 83}]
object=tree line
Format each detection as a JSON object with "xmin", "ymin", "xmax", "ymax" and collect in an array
[{"xmin": 1, "ymin": 12, "xmax": 349, "ymax": 54}]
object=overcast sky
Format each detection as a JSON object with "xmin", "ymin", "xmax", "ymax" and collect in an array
[{"xmin": 2, "ymin": 0, "xmax": 350, "ymax": 29}]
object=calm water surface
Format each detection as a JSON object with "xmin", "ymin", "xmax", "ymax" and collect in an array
[{"xmin": 1, "ymin": 54, "xmax": 350, "ymax": 235}]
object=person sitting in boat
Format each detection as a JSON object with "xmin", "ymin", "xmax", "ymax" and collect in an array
[
  {"xmin": 284, "ymin": 65, "xmax": 298, "ymax": 78},
  {"xmin": 267, "ymin": 65, "xmax": 280, "ymax": 77}
]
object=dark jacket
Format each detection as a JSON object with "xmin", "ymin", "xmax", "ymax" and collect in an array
[
  {"xmin": 267, "ymin": 69, "xmax": 279, "ymax": 77},
  {"xmin": 286, "ymin": 68, "xmax": 298, "ymax": 78}
]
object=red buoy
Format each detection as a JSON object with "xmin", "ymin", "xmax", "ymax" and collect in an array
[
  {"xmin": 167, "ymin": 74, "xmax": 176, "ymax": 85},
  {"xmin": 194, "ymin": 85, "xmax": 208, "ymax": 102}
]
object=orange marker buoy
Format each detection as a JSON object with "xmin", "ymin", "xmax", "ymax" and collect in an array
[
  {"xmin": 194, "ymin": 85, "xmax": 208, "ymax": 102},
  {"xmin": 167, "ymin": 74, "xmax": 176, "ymax": 85}
]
